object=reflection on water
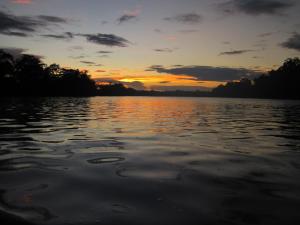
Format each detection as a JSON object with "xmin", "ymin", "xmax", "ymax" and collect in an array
[{"xmin": 0, "ymin": 97, "xmax": 300, "ymax": 225}]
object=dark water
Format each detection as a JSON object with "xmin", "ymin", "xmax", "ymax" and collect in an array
[{"xmin": 0, "ymin": 97, "xmax": 300, "ymax": 225}]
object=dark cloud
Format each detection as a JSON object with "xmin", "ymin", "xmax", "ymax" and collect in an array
[
  {"xmin": 148, "ymin": 65, "xmax": 260, "ymax": 81},
  {"xmin": 0, "ymin": 31, "xmax": 29, "ymax": 37},
  {"xmin": 81, "ymin": 33, "xmax": 129, "ymax": 47},
  {"xmin": 80, "ymin": 61, "xmax": 102, "ymax": 66},
  {"xmin": 0, "ymin": 10, "xmax": 68, "ymax": 36},
  {"xmin": 122, "ymin": 81, "xmax": 145, "ymax": 90},
  {"xmin": 97, "ymin": 51, "xmax": 113, "ymax": 54},
  {"xmin": 172, "ymin": 64, "xmax": 184, "ymax": 67},
  {"xmin": 151, "ymin": 85, "xmax": 210, "ymax": 92},
  {"xmin": 145, "ymin": 65, "xmax": 164, "ymax": 71},
  {"xmin": 219, "ymin": 49, "xmax": 254, "ymax": 55},
  {"xmin": 258, "ymin": 32, "xmax": 273, "ymax": 37},
  {"xmin": 69, "ymin": 55, "xmax": 85, "ymax": 59},
  {"xmin": 0, "ymin": 10, "xmax": 40, "ymax": 33},
  {"xmin": 220, "ymin": 0, "xmax": 293, "ymax": 16},
  {"xmin": 40, "ymin": 32, "xmax": 73, "ymax": 40},
  {"xmin": 117, "ymin": 8, "xmax": 140, "ymax": 24},
  {"xmin": 159, "ymin": 81, "xmax": 171, "ymax": 84},
  {"xmin": 117, "ymin": 15, "xmax": 137, "ymax": 24},
  {"xmin": 80, "ymin": 61, "xmax": 95, "ymax": 65},
  {"xmin": 95, "ymin": 69, "xmax": 106, "ymax": 73},
  {"xmin": 98, "ymin": 55, "xmax": 110, "ymax": 58},
  {"xmin": 154, "ymin": 48, "xmax": 174, "ymax": 53},
  {"xmin": 37, "ymin": 15, "xmax": 68, "ymax": 23},
  {"xmin": 154, "ymin": 28, "xmax": 162, "ymax": 33},
  {"xmin": 222, "ymin": 41, "xmax": 231, "ymax": 45},
  {"xmin": 164, "ymin": 13, "xmax": 202, "ymax": 24},
  {"xmin": 280, "ymin": 33, "xmax": 300, "ymax": 51}
]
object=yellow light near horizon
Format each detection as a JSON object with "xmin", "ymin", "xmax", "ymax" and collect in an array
[{"xmin": 90, "ymin": 67, "xmax": 227, "ymax": 89}]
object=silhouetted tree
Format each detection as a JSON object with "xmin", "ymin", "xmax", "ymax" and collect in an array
[
  {"xmin": 213, "ymin": 58, "xmax": 300, "ymax": 99},
  {"xmin": 0, "ymin": 50, "xmax": 14, "ymax": 79},
  {"xmin": 254, "ymin": 58, "xmax": 300, "ymax": 99},
  {"xmin": 1, "ymin": 48, "xmax": 299, "ymax": 99},
  {"xmin": 0, "ymin": 50, "xmax": 97, "ymax": 96},
  {"xmin": 0, "ymin": 50, "xmax": 17, "ymax": 96},
  {"xmin": 97, "ymin": 83, "xmax": 137, "ymax": 96}
]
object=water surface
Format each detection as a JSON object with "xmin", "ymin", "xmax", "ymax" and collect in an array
[{"xmin": 1, "ymin": 97, "xmax": 300, "ymax": 225}]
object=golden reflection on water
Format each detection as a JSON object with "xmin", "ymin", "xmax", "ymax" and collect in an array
[{"xmin": 89, "ymin": 97, "xmax": 218, "ymax": 136}]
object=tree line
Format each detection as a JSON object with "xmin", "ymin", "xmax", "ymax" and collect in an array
[
  {"xmin": 1, "ymin": 49, "xmax": 299, "ymax": 99},
  {"xmin": 212, "ymin": 58, "xmax": 300, "ymax": 99},
  {"xmin": 0, "ymin": 50, "xmax": 97, "ymax": 96}
]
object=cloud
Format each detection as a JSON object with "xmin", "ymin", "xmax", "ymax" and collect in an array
[
  {"xmin": 117, "ymin": 15, "xmax": 137, "ymax": 24},
  {"xmin": 164, "ymin": 13, "xmax": 202, "ymax": 24},
  {"xmin": 154, "ymin": 48, "xmax": 174, "ymax": 53},
  {"xmin": 220, "ymin": 0, "xmax": 293, "ymax": 16},
  {"xmin": 0, "ymin": 31, "xmax": 29, "ymax": 37},
  {"xmin": 0, "ymin": 10, "xmax": 40, "ymax": 33},
  {"xmin": 258, "ymin": 32, "xmax": 273, "ymax": 37},
  {"xmin": 172, "ymin": 64, "xmax": 184, "ymax": 67},
  {"xmin": 69, "ymin": 55, "xmax": 85, "ymax": 59},
  {"xmin": 150, "ymin": 85, "xmax": 210, "ymax": 92},
  {"xmin": 154, "ymin": 28, "xmax": 162, "ymax": 33},
  {"xmin": 280, "ymin": 33, "xmax": 300, "ymax": 51},
  {"xmin": 80, "ymin": 33, "xmax": 129, "ymax": 47},
  {"xmin": 97, "ymin": 50, "xmax": 113, "ymax": 54},
  {"xmin": 37, "ymin": 15, "xmax": 68, "ymax": 23},
  {"xmin": 222, "ymin": 41, "xmax": 231, "ymax": 45},
  {"xmin": 219, "ymin": 49, "xmax": 254, "ymax": 55},
  {"xmin": 0, "ymin": 10, "xmax": 68, "ymax": 36},
  {"xmin": 145, "ymin": 65, "xmax": 163, "ymax": 71},
  {"xmin": 80, "ymin": 61, "xmax": 102, "ymax": 66},
  {"xmin": 68, "ymin": 46, "xmax": 83, "ymax": 51},
  {"xmin": 122, "ymin": 81, "xmax": 145, "ymax": 90},
  {"xmin": 11, "ymin": 0, "xmax": 32, "ymax": 4},
  {"xmin": 95, "ymin": 70, "xmax": 106, "ymax": 73},
  {"xmin": 148, "ymin": 65, "xmax": 260, "ymax": 81},
  {"xmin": 40, "ymin": 32, "xmax": 73, "ymax": 40},
  {"xmin": 117, "ymin": 7, "xmax": 141, "ymax": 24}
]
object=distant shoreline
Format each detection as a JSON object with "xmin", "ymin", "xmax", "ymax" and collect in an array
[
  {"xmin": 1, "ymin": 50, "xmax": 299, "ymax": 100},
  {"xmin": 1, "ymin": 95, "xmax": 300, "ymax": 100}
]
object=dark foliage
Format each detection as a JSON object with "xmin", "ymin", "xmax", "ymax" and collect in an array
[
  {"xmin": 1, "ymin": 50, "xmax": 299, "ymax": 99},
  {"xmin": 0, "ymin": 50, "xmax": 96, "ymax": 96},
  {"xmin": 212, "ymin": 58, "xmax": 300, "ymax": 99}
]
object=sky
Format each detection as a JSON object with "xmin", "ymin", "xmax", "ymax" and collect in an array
[{"xmin": 1, "ymin": 0, "xmax": 300, "ymax": 91}]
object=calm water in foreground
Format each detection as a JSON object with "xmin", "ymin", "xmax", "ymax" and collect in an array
[{"xmin": 0, "ymin": 97, "xmax": 300, "ymax": 225}]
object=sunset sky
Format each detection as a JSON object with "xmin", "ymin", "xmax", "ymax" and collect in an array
[{"xmin": 1, "ymin": 0, "xmax": 300, "ymax": 90}]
